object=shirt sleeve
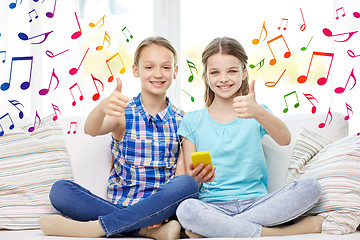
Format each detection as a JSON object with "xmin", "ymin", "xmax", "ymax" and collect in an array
[{"xmin": 178, "ymin": 111, "xmax": 197, "ymax": 144}]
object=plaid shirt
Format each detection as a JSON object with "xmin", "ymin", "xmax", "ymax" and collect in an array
[{"xmin": 107, "ymin": 93, "xmax": 184, "ymax": 207}]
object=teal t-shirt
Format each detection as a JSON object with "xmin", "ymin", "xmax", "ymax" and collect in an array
[{"xmin": 178, "ymin": 107, "xmax": 270, "ymax": 202}]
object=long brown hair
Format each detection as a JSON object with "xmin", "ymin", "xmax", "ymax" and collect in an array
[{"xmin": 202, "ymin": 37, "xmax": 249, "ymax": 106}]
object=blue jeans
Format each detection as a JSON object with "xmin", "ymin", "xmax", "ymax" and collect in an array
[
  {"xmin": 176, "ymin": 177, "xmax": 321, "ymax": 238},
  {"xmin": 49, "ymin": 174, "xmax": 199, "ymax": 237}
]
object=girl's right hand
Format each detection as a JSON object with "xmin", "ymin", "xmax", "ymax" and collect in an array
[
  {"xmin": 100, "ymin": 77, "xmax": 129, "ymax": 117},
  {"xmin": 189, "ymin": 162, "xmax": 215, "ymax": 183}
]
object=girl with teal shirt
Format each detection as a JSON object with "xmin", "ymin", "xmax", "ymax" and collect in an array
[{"xmin": 177, "ymin": 37, "xmax": 324, "ymax": 238}]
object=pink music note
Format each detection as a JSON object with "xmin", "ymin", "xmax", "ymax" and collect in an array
[
  {"xmin": 46, "ymin": 49, "xmax": 69, "ymax": 58},
  {"xmin": 69, "ymin": 47, "xmax": 89, "ymax": 75},
  {"xmin": 335, "ymin": 7, "xmax": 345, "ymax": 20},
  {"xmin": 28, "ymin": 111, "xmax": 41, "ymax": 133},
  {"xmin": 303, "ymin": 93, "xmax": 318, "ymax": 114},
  {"xmin": 69, "ymin": 83, "xmax": 84, "ymax": 106},
  {"xmin": 67, "ymin": 121, "xmax": 77, "ymax": 134},
  {"xmin": 1, "ymin": 56, "xmax": 33, "ymax": 91},
  {"xmin": 18, "ymin": 31, "xmax": 53, "ymax": 44},
  {"xmin": 89, "ymin": 15, "xmax": 105, "ymax": 28},
  {"xmin": 334, "ymin": 68, "xmax": 356, "ymax": 94},
  {"xmin": 91, "ymin": 74, "xmax": 104, "ymax": 101},
  {"xmin": 344, "ymin": 102, "xmax": 353, "ymax": 121},
  {"xmin": 46, "ymin": 0, "xmax": 57, "ymax": 18},
  {"xmin": 96, "ymin": 31, "xmax": 111, "ymax": 51},
  {"xmin": 265, "ymin": 69, "xmax": 286, "ymax": 87},
  {"xmin": 0, "ymin": 113, "xmax": 15, "ymax": 136},
  {"xmin": 318, "ymin": 108, "xmax": 332, "ymax": 129},
  {"xmin": 39, "ymin": 68, "xmax": 59, "ymax": 96},
  {"xmin": 354, "ymin": 12, "xmax": 360, "ymax": 18},
  {"xmin": 28, "ymin": 9, "xmax": 38, "ymax": 22},
  {"xmin": 297, "ymin": 51, "xmax": 334, "ymax": 85},
  {"xmin": 8, "ymin": 99, "xmax": 24, "ymax": 119},
  {"xmin": 300, "ymin": 8, "xmax": 306, "ymax": 31},
  {"xmin": 277, "ymin": 18, "xmax": 288, "ymax": 30},
  {"xmin": 121, "ymin": 27, "xmax": 133, "ymax": 42},
  {"xmin": 71, "ymin": 12, "xmax": 82, "ymax": 39},
  {"xmin": 322, "ymin": 28, "xmax": 358, "ymax": 42},
  {"xmin": 51, "ymin": 103, "xmax": 61, "ymax": 121},
  {"xmin": 282, "ymin": 91, "xmax": 299, "ymax": 113},
  {"xmin": 347, "ymin": 50, "xmax": 360, "ymax": 58},
  {"xmin": 106, "ymin": 52, "xmax": 126, "ymax": 82},
  {"xmin": 267, "ymin": 34, "xmax": 291, "ymax": 65},
  {"xmin": 252, "ymin": 21, "xmax": 267, "ymax": 45}
]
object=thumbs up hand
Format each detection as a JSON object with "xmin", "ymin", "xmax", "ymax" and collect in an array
[
  {"xmin": 100, "ymin": 77, "xmax": 129, "ymax": 117},
  {"xmin": 233, "ymin": 80, "xmax": 259, "ymax": 119}
]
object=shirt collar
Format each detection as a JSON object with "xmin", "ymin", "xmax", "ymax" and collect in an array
[{"xmin": 134, "ymin": 93, "xmax": 172, "ymax": 125}]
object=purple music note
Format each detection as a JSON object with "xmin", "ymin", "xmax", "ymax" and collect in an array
[{"xmin": 18, "ymin": 31, "xmax": 53, "ymax": 44}]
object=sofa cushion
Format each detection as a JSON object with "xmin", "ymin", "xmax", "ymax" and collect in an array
[
  {"xmin": 286, "ymin": 129, "xmax": 360, "ymax": 234},
  {"xmin": 0, "ymin": 115, "xmax": 73, "ymax": 230},
  {"xmin": 262, "ymin": 111, "xmax": 348, "ymax": 192}
]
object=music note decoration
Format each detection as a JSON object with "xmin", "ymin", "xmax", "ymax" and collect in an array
[
  {"xmin": 300, "ymin": 36, "xmax": 313, "ymax": 51},
  {"xmin": 71, "ymin": 12, "xmax": 82, "ymax": 39},
  {"xmin": 9, "ymin": 0, "xmax": 23, "ymax": 9},
  {"xmin": 267, "ymin": 34, "xmax": 291, "ymax": 66},
  {"xmin": 46, "ymin": 49, "xmax": 69, "ymax": 58},
  {"xmin": 297, "ymin": 51, "xmax": 334, "ymax": 85},
  {"xmin": 46, "ymin": 0, "xmax": 57, "ymax": 18},
  {"xmin": 96, "ymin": 31, "xmax": 111, "ymax": 51},
  {"xmin": 1, "ymin": 56, "xmax": 33, "ymax": 91},
  {"xmin": 28, "ymin": 9, "xmax": 38, "ymax": 22},
  {"xmin": 18, "ymin": 31, "xmax": 53, "ymax": 44},
  {"xmin": 121, "ymin": 27, "xmax": 133, "ymax": 42},
  {"xmin": 51, "ymin": 103, "xmax": 61, "ymax": 121},
  {"xmin": 335, "ymin": 7, "xmax": 345, "ymax": 20},
  {"xmin": 106, "ymin": 52, "xmax": 126, "ymax": 82},
  {"xmin": 249, "ymin": 58, "xmax": 265, "ymax": 71},
  {"xmin": 186, "ymin": 59, "xmax": 198, "ymax": 82},
  {"xmin": 278, "ymin": 18, "xmax": 288, "ymax": 30},
  {"xmin": 39, "ymin": 68, "xmax": 59, "ymax": 96},
  {"xmin": 91, "ymin": 74, "xmax": 104, "ymax": 101},
  {"xmin": 322, "ymin": 28, "xmax": 358, "ymax": 42},
  {"xmin": 28, "ymin": 111, "xmax": 41, "ymax": 133},
  {"xmin": 334, "ymin": 68, "xmax": 356, "ymax": 94},
  {"xmin": 89, "ymin": 15, "xmax": 105, "ymax": 28},
  {"xmin": 8, "ymin": 99, "xmax": 24, "ymax": 119},
  {"xmin": 67, "ymin": 121, "xmax": 77, "ymax": 134},
  {"xmin": 318, "ymin": 108, "xmax": 332, "ymax": 129},
  {"xmin": 344, "ymin": 102, "xmax": 353, "ymax": 121},
  {"xmin": 303, "ymin": 93, "xmax": 318, "ymax": 114},
  {"xmin": 252, "ymin": 21, "xmax": 267, "ymax": 45},
  {"xmin": 69, "ymin": 47, "xmax": 89, "ymax": 75},
  {"xmin": 265, "ymin": 69, "xmax": 286, "ymax": 87},
  {"xmin": 181, "ymin": 89, "xmax": 195, "ymax": 102},
  {"xmin": 347, "ymin": 50, "xmax": 360, "ymax": 58},
  {"xmin": 283, "ymin": 91, "xmax": 300, "ymax": 113},
  {"xmin": 300, "ymin": 8, "xmax": 306, "ymax": 31},
  {"xmin": 0, "ymin": 113, "xmax": 15, "ymax": 137},
  {"xmin": 69, "ymin": 83, "xmax": 84, "ymax": 106}
]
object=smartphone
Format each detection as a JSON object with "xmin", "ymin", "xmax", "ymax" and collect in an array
[{"xmin": 191, "ymin": 151, "xmax": 213, "ymax": 175}]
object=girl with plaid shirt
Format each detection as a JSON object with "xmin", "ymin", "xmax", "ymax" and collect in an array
[{"xmin": 40, "ymin": 37, "xmax": 199, "ymax": 239}]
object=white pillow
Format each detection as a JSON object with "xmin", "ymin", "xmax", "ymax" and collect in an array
[
  {"xmin": 286, "ymin": 129, "xmax": 360, "ymax": 234},
  {"xmin": 0, "ymin": 115, "xmax": 73, "ymax": 230}
]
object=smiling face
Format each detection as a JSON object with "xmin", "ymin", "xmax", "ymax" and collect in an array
[
  {"xmin": 132, "ymin": 44, "xmax": 178, "ymax": 98},
  {"xmin": 206, "ymin": 53, "xmax": 246, "ymax": 101}
]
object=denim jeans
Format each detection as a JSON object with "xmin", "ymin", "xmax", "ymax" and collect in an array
[
  {"xmin": 49, "ymin": 174, "xmax": 199, "ymax": 237},
  {"xmin": 176, "ymin": 177, "xmax": 321, "ymax": 238}
]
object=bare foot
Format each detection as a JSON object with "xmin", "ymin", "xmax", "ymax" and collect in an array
[
  {"xmin": 39, "ymin": 215, "xmax": 105, "ymax": 238},
  {"xmin": 185, "ymin": 229, "xmax": 204, "ymax": 238},
  {"xmin": 139, "ymin": 220, "xmax": 181, "ymax": 240}
]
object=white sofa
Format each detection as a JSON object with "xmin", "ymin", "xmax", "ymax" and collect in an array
[{"xmin": 1, "ymin": 112, "xmax": 360, "ymax": 240}]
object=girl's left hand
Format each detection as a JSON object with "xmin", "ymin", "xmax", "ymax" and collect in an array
[{"xmin": 233, "ymin": 80, "xmax": 259, "ymax": 119}]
